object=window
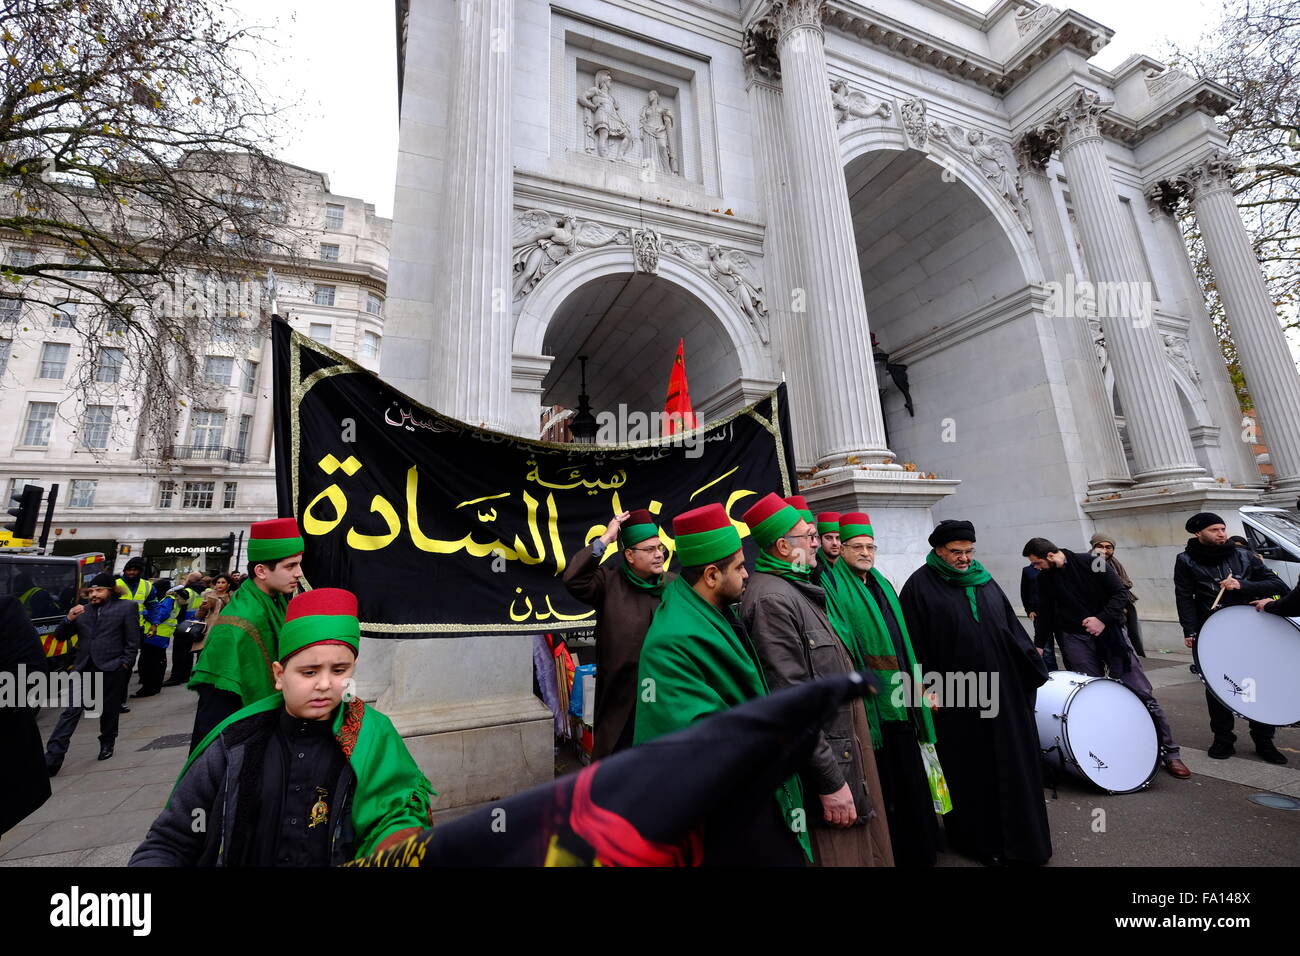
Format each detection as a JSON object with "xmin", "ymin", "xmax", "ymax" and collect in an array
[
  {"xmin": 309, "ymin": 323, "xmax": 331, "ymax": 344},
  {"xmin": 106, "ymin": 312, "xmax": 128, "ymax": 335},
  {"xmin": 242, "ymin": 359, "xmax": 258, "ymax": 395},
  {"xmin": 21, "ymin": 402, "xmax": 56, "ymax": 446},
  {"xmin": 7, "ymin": 248, "xmax": 37, "ymax": 268},
  {"xmin": 52, "ymin": 302, "xmax": 76, "ymax": 328},
  {"xmin": 0, "ymin": 297, "xmax": 20, "ymax": 323},
  {"xmin": 39, "ymin": 342, "xmax": 70, "ymax": 378},
  {"xmin": 0, "ymin": 338, "xmax": 10, "ymax": 375},
  {"xmin": 10, "ymin": 477, "xmax": 41, "ymax": 498},
  {"xmin": 190, "ymin": 409, "xmax": 226, "ymax": 450},
  {"xmin": 366, "ymin": 292, "xmax": 383, "ymax": 316},
  {"xmin": 312, "ymin": 284, "xmax": 335, "ymax": 307},
  {"xmin": 64, "ymin": 253, "xmax": 89, "ymax": 278},
  {"xmin": 223, "ymin": 482, "xmax": 238, "ymax": 509},
  {"xmin": 95, "ymin": 347, "xmax": 124, "ymax": 383},
  {"xmin": 204, "ymin": 355, "xmax": 234, "ymax": 385},
  {"xmin": 324, "ymin": 203, "xmax": 345, "ymax": 230},
  {"xmin": 360, "ymin": 331, "xmax": 380, "ymax": 358},
  {"xmin": 69, "ymin": 479, "xmax": 97, "ymax": 508},
  {"xmin": 236, "ymin": 414, "xmax": 252, "ymax": 456},
  {"xmin": 158, "ymin": 479, "xmax": 176, "ymax": 509},
  {"xmin": 81, "ymin": 405, "xmax": 112, "ymax": 449},
  {"xmin": 182, "ymin": 481, "xmax": 215, "ymax": 509},
  {"xmin": 319, "ymin": 243, "xmax": 340, "ymax": 262}
]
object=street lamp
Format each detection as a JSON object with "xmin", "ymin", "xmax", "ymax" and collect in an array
[{"xmin": 570, "ymin": 356, "xmax": 598, "ymax": 444}]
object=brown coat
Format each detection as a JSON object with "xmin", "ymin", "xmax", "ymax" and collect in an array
[
  {"xmin": 562, "ymin": 544, "xmax": 672, "ymax": 759},
  {"xmin": 741, "ymin": 570, "xmax": 894, "ymax": 866}
]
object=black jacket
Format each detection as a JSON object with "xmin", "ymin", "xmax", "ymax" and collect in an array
[
  {"xmin": 0, "ymin": 596, "xmax": 50, "ymax": 834},
  {"xmin": 130, "ymin": 707, "xmax": 356, "ymax": 867},
  {"xmin": 55, "ymin": 597, "xmax": 141, "ymax": 672},
  {"xmin": 1174, "ymin": 541, "xmax": 1285, "ymax": 638},
  {"xmin": 1033, "ymin": 550, "xmax": 1129, "ymax": 641}
]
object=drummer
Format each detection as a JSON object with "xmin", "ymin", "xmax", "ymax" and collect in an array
[
  {"xmin": 1023, "ymin": 537, "xmax": 1191, "ymax": 780},
  {"xmin": 1176, "ymin": 512, "xmax": 1289, "ymax": 765}
]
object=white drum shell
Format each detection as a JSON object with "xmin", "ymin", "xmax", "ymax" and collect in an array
[{"xmin": 1035, "ymin": 670, "xmax": 1160, "ymax": 794}]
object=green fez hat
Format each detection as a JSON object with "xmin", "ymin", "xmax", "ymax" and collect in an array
[
  {"xmin": 672, "ymin": 503, "xmax": 742, "ymax": 568},
  {"xmin": 839, "ymin": 512, "xmax": 875, "ymax": 541},
  {"xmin": 278, "ymin": 588, "xmax": 361, "ymax": 662},
  {"xmin": 619, "ymin": 508, "xmax": 659, "ymax": 549},
  {"xmin": 785, "ymin": 495, "xmax": 815, "ymax": 524},
  {"xmin": 742, "ymin": 493, "xmax": 801, "ymax": 549},
  {"xmin": 817, "ymin": 512, "xmax": 841, "ymax": 535},
  {"xmin": 248, "ymin": 517, "xmax": 305, "ymax": 564}
]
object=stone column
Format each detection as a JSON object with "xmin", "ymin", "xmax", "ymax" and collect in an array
[
  {"xmin": 742, "ymin": 28, "xmax": 819, "ymax": 470},
  {"xmin": 1144, "ymin": 181, "xmax": 1260, "ymax": 486},
  {"xmin": 1050, "ymin": 89, "xmax": 1203, "ymax": 484},
  {"xmin": 432, "ymin": 0, "xmax": 513, "ymax": 431},
  {"xmin": 249, "ymin": 334, "xmax": 275, "ymax": 463},
  {"xmin": 764, "ymin": 0, "xmax": 894, "ymax": 469},
  {"xmin": 1180, "ymin": 150, "xmax": 1300, "ymax": 495},
  {"xmin": 1016, "ymin": 129, "xmax": 1131, "ymax": 492}
]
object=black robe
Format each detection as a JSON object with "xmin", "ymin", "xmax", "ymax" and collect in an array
[
  {"xmin": 898, "ymin": 564, "xmax": 1052, "ymax": 866},
  {"xmin": 0, "ymin": 596, "xmax": 51, "ymax": 835}
]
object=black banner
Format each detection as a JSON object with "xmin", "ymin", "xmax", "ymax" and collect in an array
[{"xmin": 272, "ymin": 318, "xmax": 796, "ymax": 636}]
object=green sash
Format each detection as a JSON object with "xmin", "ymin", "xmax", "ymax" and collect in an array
[
  {"xmin": 635, "ymin": 576, "xmax": 812, "ymax": 861},
  {"xmin": 187, "ymin": 583, "xmax": 287, "ymax": 704},
  {"xmin": 754, "ymin": 549, "xmax": 811, "ymax": 584},
  {"xmin": 924, "ymin": 550, "xmax": 991, "ymax": 621},
  {"xmin": 824, "ymin": 558, "xmax": 936, "ymax": 749},
  {"xmin": 620, "ymin": 561, "xmax": 665, "ymax": 596}
]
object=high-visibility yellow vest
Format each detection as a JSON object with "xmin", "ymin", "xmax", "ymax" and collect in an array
[
  {"xmin": 117, "ymin": 577, "xmax": 151, "ymax": 625},
  {"xmin": 155, "ymin": 596, "xmax": 182, "ymax": 638},
  {"xmin": 19, "ymin": 586, "xmax": 42, "ymax": 608},
  {"xmin": 187, "ymin": 587, "xmax": 203, "ymax": 614}
]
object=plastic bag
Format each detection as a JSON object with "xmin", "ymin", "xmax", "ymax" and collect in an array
[{"xmin": 919, "ymin": 741, "xmax": 952, "ymax": 815}]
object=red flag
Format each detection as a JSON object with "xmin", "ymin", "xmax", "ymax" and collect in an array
[{"xmin": 663, "ymin": 338, "xmax": 695, "ymax": 435}]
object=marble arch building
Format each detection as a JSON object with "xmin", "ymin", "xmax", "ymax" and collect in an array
[{"xmin": 380, "ymin": 0, "xmax": 1300, "ymax": 807}]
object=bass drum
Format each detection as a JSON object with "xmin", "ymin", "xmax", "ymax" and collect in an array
[
  {"xmin": 1035, "ymin": 670, "xmax": 1159, "ymax": 794},
  {"xmin": 1195, "ymin": 605, "xmax": 1300, "ymax": 727}
]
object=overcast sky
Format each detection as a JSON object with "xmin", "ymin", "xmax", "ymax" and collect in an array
[{"xmin": 237, "ymin": 0, "xmax": 1224, "ymax": 219}]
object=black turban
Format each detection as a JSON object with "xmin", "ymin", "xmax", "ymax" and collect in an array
[
  {"xmin": 88, "ymin": 573, "xmax": 117, "ymax": 589},
  {"xmin": 928, "ymin": 519, "xmax": 976, "ymax": 548},
  {"xmin": 1185, "ymin": 512, "xmax": 1225, "ymax": 534}
]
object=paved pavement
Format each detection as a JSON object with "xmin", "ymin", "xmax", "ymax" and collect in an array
[{"xmin": 3, "ymin": 648, "xmax": 1298, "ymax": 867}]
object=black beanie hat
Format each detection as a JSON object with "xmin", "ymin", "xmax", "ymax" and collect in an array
[
  {"xmin": 89, "ymin": 572, "xmax": 117, "ymax": 589},
  {"xmin": 928, "ymin": 519, "xmax": 977, "ymax": 548},
  {"xmin": 1185, "ymin": 512, "xmax": 1225, "ymax": 534}
]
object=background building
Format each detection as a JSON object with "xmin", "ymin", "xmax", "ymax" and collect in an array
[{"xmin": 0, "ymin": 159, "xmax": 390, "ymax": 577}]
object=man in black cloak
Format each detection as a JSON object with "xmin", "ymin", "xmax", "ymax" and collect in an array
[{"xmin": 898, "ymin": 519, "xmax": 1052, "ymax": 866}]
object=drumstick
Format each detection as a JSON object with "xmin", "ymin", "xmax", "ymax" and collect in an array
[{"xmin": 1210, "ymin": 584, "xmax": 1227, "ymax": 611}]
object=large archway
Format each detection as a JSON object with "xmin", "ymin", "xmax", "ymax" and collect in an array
[
  {"xmin": 843, "ymin": 143, "xmax": 1090, "ymax": 584},
  {"xmin": 512, "ymin": 248, "xmax": 775, "ymax": 433}
]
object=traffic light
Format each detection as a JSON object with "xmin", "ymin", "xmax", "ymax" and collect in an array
[
  {"xmin": 221, "ymin": 532, "xmax": 235, "ymax": 559},
  {"xmin": 6, "ymin": 485, "xmax": 43, "ymax": 540}
]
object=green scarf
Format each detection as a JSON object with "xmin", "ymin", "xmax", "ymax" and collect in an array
[
  {"xmin": 824, "ymin": 558, "xmax": 936, "ymax": 749},
  {"xmin": 178, "ymin": 693, "xmax": 436, "ymax": 860},
  {"xmin": 754, "ymin": 549, "xmax": 811, "ymax": 584},
  {"xmin": 635, "ymin": 576, "xmax": 812, "ymax": 862},
  {"xmin": 620, "ymin": 561, "xmax": 665, "ymax": 596},
  {"xmin": 187, "ymin": 582, "xmax": 288, "ymax": 704},
  {"xmin": 924, "ymin": 550, "xmax": 991, "ymax": 621}
]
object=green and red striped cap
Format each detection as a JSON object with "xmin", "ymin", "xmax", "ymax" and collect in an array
[
  {"xmin": 247, "ymin": 517, "xmax": 305, "ymax": 564},
  {"xmin": 817, "ymin": 512, "xmax": 841, "ymax": 535},
  {"xmin": 279, "ymin": 587, "xmax": 361, "ymax": 662},
  {"xmin": 742, "ymin": 493, "xmax": 802, "ymax": 549},
  {"xmin": 672, "ymin": 503, "xmax": 742, "ymax": 568},
  {"xmin": 784, "ymin": 495, "xmax": 815, "ymax": 524},
  {"xmin": 619, "ymin": 508, "xmax": 659, "ymax": 549},
  {"xmin": 839, "ymin": 512, "xmax": 875, "ymax": 542}
]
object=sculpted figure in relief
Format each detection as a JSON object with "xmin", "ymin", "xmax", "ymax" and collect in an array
[
  {"xmin": 579, "ymin": 69, "xmax": 636, "ymax": 161},
  {"xmin": 639, "ymin": 90, "xmax": 680, "ymax": 176}
]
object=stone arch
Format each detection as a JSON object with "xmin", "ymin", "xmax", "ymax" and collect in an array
[{"xmin": 838, "ymin": 124, "xmax": 1044, "ymax": 285}]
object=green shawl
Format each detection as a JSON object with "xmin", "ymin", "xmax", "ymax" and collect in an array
[
  {"xmin": 824, "ymin": 558, "xmax": 936, "ymax": 749},
  {"xmin": 188, "ymin": 582, "xmax": 288, "ymax": 704},
  {"xmin": 924, "ymin": 550, "xmax": 991, "ymax": 621},
  {"xmin": 620, "ymin": 561, "xmax": 665, "ymax": 596},
  {"xmin": 754, "ymin": 549, "xmax": 811, "ymax": 584},
  {"xmin": 178, "ymin": 693, "xmax": 436, "ymax": 860},
  {"xmin": 635, "ymin": 576, "xmax": 812, "ymax": 861}
]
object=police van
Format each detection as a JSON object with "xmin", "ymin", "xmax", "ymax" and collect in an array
[{"xmin": 0, "ymin": 551, "xmax": 107, "ymax": 670}]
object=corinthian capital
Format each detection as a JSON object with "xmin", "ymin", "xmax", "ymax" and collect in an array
[
  {"xmin": 1013, "ymin": 126, "xmax": 1059, "ymax": 173},
  {"xmin": 768, "ymin": 0, "xmax": 826, "ymax": 40},
  {"xmin": 1181, "ymin": 149, "xmax": 1239, "ymax": 200},
  {"xmin": 1049, "ymin": 88, "xmax": 1107, "ymax": 147}
]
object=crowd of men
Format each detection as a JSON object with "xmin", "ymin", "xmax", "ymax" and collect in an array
[{"xmin": 4, "ymin": 498, "xmax": 1296, "ymax": 867}]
